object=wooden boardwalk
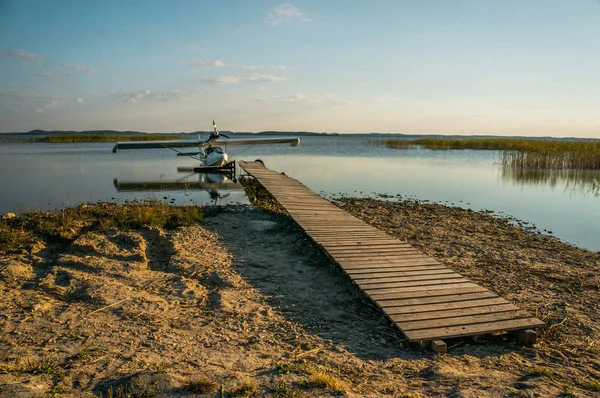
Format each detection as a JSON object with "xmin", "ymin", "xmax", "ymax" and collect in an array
[{"xmin": 239, "ymin": 161, "xmax": 544, "ymax": 345}]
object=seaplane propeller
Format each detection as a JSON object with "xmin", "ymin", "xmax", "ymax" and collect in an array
[{"xmin": 206, "ymin": 119, "xmax": 230, "ymax": 142}]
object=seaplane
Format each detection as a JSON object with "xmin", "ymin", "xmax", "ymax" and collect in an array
[{"xmin": 112, "ymin": 120, "xmax": 300, "ymax": 171}]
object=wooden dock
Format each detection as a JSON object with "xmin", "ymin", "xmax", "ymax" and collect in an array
[{"xmin": 238, "ymin": 161, "xmax": 545, "ymax": 349}]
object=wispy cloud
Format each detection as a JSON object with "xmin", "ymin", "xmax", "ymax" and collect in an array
[
  {"xmin": 180, "ymin": 59, "xmax": 287, "ymax": 71},
  {"xmin": 54, "ymin": 63, "xmax": 96, "ymax": 73},
  {"xmin": 266, "ymin": 4, "xmax": 310, "ymax": 26},
  {"xmin": 201, "ymin": 74, "xmax": 285, "ymax": 85},
  {"xmin": 0, "ymin": 49, "xmax": 45, "ymax": 65},
  {"xmin": 256, "ymin": 93, "xmax": 352, "ymax": 107},
  {"xmin": 110, "ymin": 89, "xmax": 185, "ymax": 103},
  {"xmin": 35, "ymin": 99, "xmax": 60, "ymax": 113},
  {"xmin": 0, "ymin": 91, "xmax": 63, "ymax": 114}
]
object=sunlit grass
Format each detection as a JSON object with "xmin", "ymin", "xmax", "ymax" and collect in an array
[
  {"xmin": 376, "ymin": 138, "xmax": 600, "ymax": 170},
  {"xmin": 0, "ymin": 201, "xmax": 203, "ymax": 253}
]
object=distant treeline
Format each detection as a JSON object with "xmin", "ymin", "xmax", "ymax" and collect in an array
[
  {"xmin": 372, "ymin": 138, "xmax": 600, "ymax": 170},
  {"xmin": 2, "ymin": 134, "xmax": 184, "ymax": 143}
]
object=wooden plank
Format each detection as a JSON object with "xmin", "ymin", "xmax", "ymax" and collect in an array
[
  {"xmin": 355, "ymin": 273, "xmax": 464, "ymax": 285},
  {"xmin": 347, "ymin": 268, "xmax": 454, "ymax": 279},
  {"xmin": 403, "ymin": 318, "xmax": 545, "ymax": 341},
  {"xmin": 341, "ymin": 259, "xmax": 442, "ymax": 269},
  {"xmin": 375, "ymin": 291, "xmax": 499, "ymax": 307},
  {"xmin": 359, "ymin": 278, "xmax": 470, "ymax": 291},
  {"xmin": 365, "ymin": 282, "xmax": 479, "ymax": 295},
  {"xmin": 368, "ymin": 286, "xmax": 490, "ymax": 301},
  {"xmin": 325, "ymin": 245, "xmax": 414, "ymax": 252},
  {"xmin": 400, "ymin": 310, "xmax": 532, "ymax": 332},
  {"xmin": 384, "ymin": 297, "xmax": 509, "ymax": 315},
  {"xmin": 387, "ymin": 302, "xmax": 519, "ymax": 321}
]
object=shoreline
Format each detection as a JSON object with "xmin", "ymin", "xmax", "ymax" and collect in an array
[{"xmin": 1, "ymin": 199, "xmax": 599, "ymax": 396}]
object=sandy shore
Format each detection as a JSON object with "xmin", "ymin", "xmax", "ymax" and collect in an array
[{"xmin": 1, "ymin": 199, "xmax": 599, "ymax": 397}]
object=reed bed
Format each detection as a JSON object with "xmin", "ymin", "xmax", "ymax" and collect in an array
[
  {"xmin": 376, "ymin": 138, "xmax": 600, "ymax": 170},
  {"xmin": 37, "ymin": 134, "xmax": 183, "ymax": 143}
]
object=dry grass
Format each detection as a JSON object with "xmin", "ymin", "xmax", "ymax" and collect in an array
[
  {"xmin": 0, "ymin": 201, "xmax": 203, "ymax": 253},
  {"xmin": 184, "ymin": 377, "xmax": 219, "ymax": 394}
]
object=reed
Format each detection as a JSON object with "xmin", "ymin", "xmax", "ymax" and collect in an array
[
  {"xmin": 367, "ymin": 139, "xmax": 414, "ymax": 149},
  {"xmin": 37, "ymin": 134, "xmax": 183, "ymax": 143},
  {"xmin": 378, "ymin": 137, "xmax": 600, "ymax": 170}
]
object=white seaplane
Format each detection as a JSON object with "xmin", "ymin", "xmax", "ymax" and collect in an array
[{"xmin": 112, "ymin": 120, "xmax": 300, "ymax": 169}]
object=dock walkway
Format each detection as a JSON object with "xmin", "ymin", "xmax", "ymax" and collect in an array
[{"xmin": 239, "ymin": 161, "xmax": 544, "ymax": 346}]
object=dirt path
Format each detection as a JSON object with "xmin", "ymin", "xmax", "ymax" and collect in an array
[{"xmin": 1, "ymin": 202, "xmax": 599, "ymax": 397}]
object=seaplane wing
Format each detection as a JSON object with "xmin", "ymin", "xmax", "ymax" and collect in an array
[
  {"xmin": 204, "ymin": 136, "xmax": 300, "ymax": 147},
  {"xmin": 112, "ymin": 136, "xmax": 300, "ymax": 153}
]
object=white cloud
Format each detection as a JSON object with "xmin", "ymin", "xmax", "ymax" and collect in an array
[
  {"xmin": 180, "ymin": 59, "xmax": 226, "ymax": 68},
  {"xmin": 0, "ymin": 92, "xmax": 63, "ymax": 114},
  {"xmin": 201, "ymin": 74, "xmax": 285, "ymax": 85},
  {"xmin": 0, "ymin": 49, "xmax": 45, "ymax": 65},
  {"xmin": 37, "ymin": 71, "xmax": 65, "ymax": 79},
  {"xmin": 35, "ymin": 99, "xmax": 60, "ymax": 113},
  {"xmin": 266, "ymin": 4, "xmax": 311, "ymax": 26},
  {"xmin": 110, "ymin": 89, "xmax": 185, "ymax": 103},
  {"xmin": 256, "ymin": 93, "xmax": 352, "ymax": 107},
  {"xmin": 181, "ymin": 59, "xmax": 286, "ymax": 71},
  {"xmin": 54, "ymin": 63, "xmax": 96, "ymax": 73},
  {"xmin": 77, "ymin": 97, "xmax": 84, "ymax": 104}
]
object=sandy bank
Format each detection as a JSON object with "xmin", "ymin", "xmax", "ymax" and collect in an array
[{"xmin": 1, "ymin": 200, "xmax": 599, "ymax": 397}]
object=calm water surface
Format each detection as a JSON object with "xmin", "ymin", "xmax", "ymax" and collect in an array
[{"xmin": 1, "ymin": 136, "xmax": 598, "ymax": 251}]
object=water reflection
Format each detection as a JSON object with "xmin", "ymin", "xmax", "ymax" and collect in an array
[
  {"xmin": 113, "ymin": 171, "xmax": 243, "ymax": 205},
  {"xmin": 501, "ymin": 165, "xmax": 600, "ymax": 196}
]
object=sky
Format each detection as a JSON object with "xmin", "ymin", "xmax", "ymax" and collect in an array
[{"xmin": 1, "ymin": 0, "xmax": 600, "ymax": 137}]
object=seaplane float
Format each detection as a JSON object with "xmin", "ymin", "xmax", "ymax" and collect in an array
[{"xmin": 112, "ymin": 120, "xmax": 300, "ymax": 171}]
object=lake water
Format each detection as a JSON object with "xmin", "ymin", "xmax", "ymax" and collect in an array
[{"xmin": 1, "ymin": 136, "xmax": 599, "ymax": 251}]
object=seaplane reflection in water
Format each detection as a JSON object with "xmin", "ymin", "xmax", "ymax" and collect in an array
[
  {"xmin": 112, "ymin": 120, "xmax": 300, "ymax": 169},
  {"xmin": 113, "ymin": 172, "xmax": 243, "ymax": 205}
]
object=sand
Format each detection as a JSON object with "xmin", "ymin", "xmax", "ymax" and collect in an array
[{"xmin": 1, "ymin": 200, "xmax": 599, "ymax": 397}]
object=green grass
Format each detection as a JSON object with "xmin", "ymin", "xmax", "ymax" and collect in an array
[
  {"xmin": 231, "ymin": 380, "xmax": 258, "ymax": 397},
  {"xmin": 299, "ymin": 364, "xmax": 347, "ymax": 395},
  {"xmin": 272, "ymin": 380, "xmax": 301, "ymax": 398},
  {"xmin": 0, "ymin": 201, "xmax": 203, "ymax": 253},
  {"xmin": 375, "ymin": 137, "xmax": 600, "ymax": 170},
  {"xmin": 527, "ymin": 367, "xmax": 557, "ymax": 379},
  {"xmin": 582, "ymin": 380, "xmax": 600, "ymax": 392}
]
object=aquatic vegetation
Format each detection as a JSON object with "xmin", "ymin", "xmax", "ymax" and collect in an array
[
  {"xmin": 38, "ymin": 134, "xmax": 183, "ymax": 143},
  {"xmin": 1, "ymin": 134, "xmax": 183, "ymax": 143},
  {"xmin": 500, "ymin": 164, "xmax": 600, "ymax": 195},
  {"xmin": 376, "ymin": 138, "xmax": 600, "ymax": 170}
]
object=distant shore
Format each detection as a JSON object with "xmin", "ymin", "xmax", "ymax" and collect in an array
[{"xmin": 1, "ymin": 198, "xmax": 599, "ymax": 396}]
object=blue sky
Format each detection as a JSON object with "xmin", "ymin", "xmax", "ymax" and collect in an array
[{"xmin": 1, "ymin": 0, "xmax": 600, "ymax": 136}]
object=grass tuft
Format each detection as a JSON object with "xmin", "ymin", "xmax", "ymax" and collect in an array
[
  {"xmin": 527, "ymin": 367, "xmax": 556, "ymax": 379},
  {"xmin": 272, "ymin": 380, "xmax": 301, "ymax": 398},
  {"xmin": 299, "ymin": 364, "xmax": 347, "ymax": 395},
  {"xmin": 185, "ymin": 377, "xmax": 218, "ymax": 394},
  {"xmin": 231, "ymin": 379, "xmax": 257, "ymax": 397}
]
